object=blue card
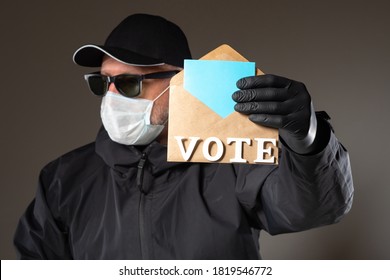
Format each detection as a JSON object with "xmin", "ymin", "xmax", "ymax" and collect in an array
[{"xmin": 183, "ymin": 60, "xmax": 255, "ymax": 118}]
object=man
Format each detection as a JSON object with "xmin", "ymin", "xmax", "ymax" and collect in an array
[{"xmin": 14, "ymin": 13, "xmax": 353, "ymax": 259}]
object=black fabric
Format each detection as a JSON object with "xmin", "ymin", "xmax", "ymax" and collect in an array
[
  {"xmin": 14, "ymin": 124, "xmax": 354, "ymax": 259},
  {"xmin": 73, "ymin": 14, "xmax": 192, "ymax": 68}
]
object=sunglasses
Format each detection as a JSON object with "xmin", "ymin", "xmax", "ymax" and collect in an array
[{"xmin": 84, "ymin": 70, "xmax": 180, "ymax": 98}]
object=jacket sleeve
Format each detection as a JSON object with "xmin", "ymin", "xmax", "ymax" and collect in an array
[
  {"xmin": 235, "ymin": 115, "xmax": 354, "ymax": 235},
  {"xmin": 13, "ymin": 162, "xmax": 73, "ymax": 259}
]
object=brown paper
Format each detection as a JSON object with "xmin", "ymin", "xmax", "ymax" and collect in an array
[{"xmin": 167, "ymin": 44, "xmax": 279, "ymax": 164}]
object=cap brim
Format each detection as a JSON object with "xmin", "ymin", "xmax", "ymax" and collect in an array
[{"xmin": 73, "ymin": 44, "xmax": 165, "ymax": 67}]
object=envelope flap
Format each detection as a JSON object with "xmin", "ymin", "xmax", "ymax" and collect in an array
[
  {"xmin": 200, "ymin": 44, "xmax": 248, "ymax": 61},
  {"xmin": 170, "ymin": 44, "xmax": 264, "ymax": 87}
]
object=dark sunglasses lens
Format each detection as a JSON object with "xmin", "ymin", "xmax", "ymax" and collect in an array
[
  {"xmin": 115, "ymin": 76, "xmax": 140, "ymax": 97},
  {"xmin": 87, "ymin": 75, "xmax": 107, "ymax": 96}
]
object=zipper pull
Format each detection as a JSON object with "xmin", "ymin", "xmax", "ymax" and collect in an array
[{"xmin": 137, "ymin": 153, "xmax": 147, "ymax": 193}]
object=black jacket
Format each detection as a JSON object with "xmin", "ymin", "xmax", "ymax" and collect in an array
[{"xmin": 14, "ymin": 124, "xmax": 353, "ymax": 259}]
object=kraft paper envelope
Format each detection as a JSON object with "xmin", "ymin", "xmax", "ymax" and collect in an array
[{"xmin": 167, "ymin": 44, "xmax": 279, "ymax": 164}]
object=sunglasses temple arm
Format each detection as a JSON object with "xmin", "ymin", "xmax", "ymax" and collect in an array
[{"xmin": 144, "ymin": 71, "xmax": 180, "ymax": 79}]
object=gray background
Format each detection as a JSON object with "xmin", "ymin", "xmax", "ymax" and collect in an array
[{"xmin": 1, "ymin": 0, "xmax": 389, "ymax": 259}]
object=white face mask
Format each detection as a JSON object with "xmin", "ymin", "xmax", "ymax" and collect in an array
[{"xmin": 101, "ymin": 87, "xmax": 169, "ymax": 145}]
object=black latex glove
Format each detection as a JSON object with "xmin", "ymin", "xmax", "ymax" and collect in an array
[{"xmin": 233, "ymin": 74, "xmax": 318, "ymax": 154}]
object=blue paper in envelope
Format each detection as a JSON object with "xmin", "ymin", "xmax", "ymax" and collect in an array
[{"xmin": 183, "ymin": 60, "xmax": 255, "ymax": 118}]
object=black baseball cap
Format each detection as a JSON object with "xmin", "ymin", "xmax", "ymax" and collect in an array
[{"xmin": 73, "ymin": 14, "xmax": 192, "ymax": 68}]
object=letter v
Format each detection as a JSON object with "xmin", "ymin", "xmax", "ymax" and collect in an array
[{"xmin": 174, "ymin": 136, "xmax": 200, "ymax": 161}]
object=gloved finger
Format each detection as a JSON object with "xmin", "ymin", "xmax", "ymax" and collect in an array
[
  {"xmin": 232, "ymin": 88, "xmax": 290, "ymax": 103},
  {"xmin": 236, "ymin": 74, "xmax": 292, "ymax": 90},
  {"xmin": 234, "ymin": 100, "xmax": 297, "ymax": 115},
  {"xmin": 248, "ymin": 113, "xmax": 304, "ymax": 130},
  {"xmin": 247, "ymin": 114, "xmax": 286, "ymax": 129}
]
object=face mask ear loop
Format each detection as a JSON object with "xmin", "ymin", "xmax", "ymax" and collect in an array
[
  {"xmin": 161, "ymin": 117, "xmax": 169, "ymax": 126},
  {"xmin": 152, "ymin": 85, "xmax": 170, "ymax": 102},
  {"xmin": 149, "ymin": 85, "xmax": 170, "ymax": 127}
]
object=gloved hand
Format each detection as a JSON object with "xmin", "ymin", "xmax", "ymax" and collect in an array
[{"xmin": 233, "ymin": 74, "xmax": 318, "ymax": 154}]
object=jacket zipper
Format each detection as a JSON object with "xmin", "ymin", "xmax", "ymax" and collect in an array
[{"xmin": 137, "ymin": 153, "xmax": 149, "ymax": 259}]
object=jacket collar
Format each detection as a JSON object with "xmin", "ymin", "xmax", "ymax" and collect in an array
[{"xmin": 95, "ymin": 126, "xmax": 186, "ymax": 174}]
